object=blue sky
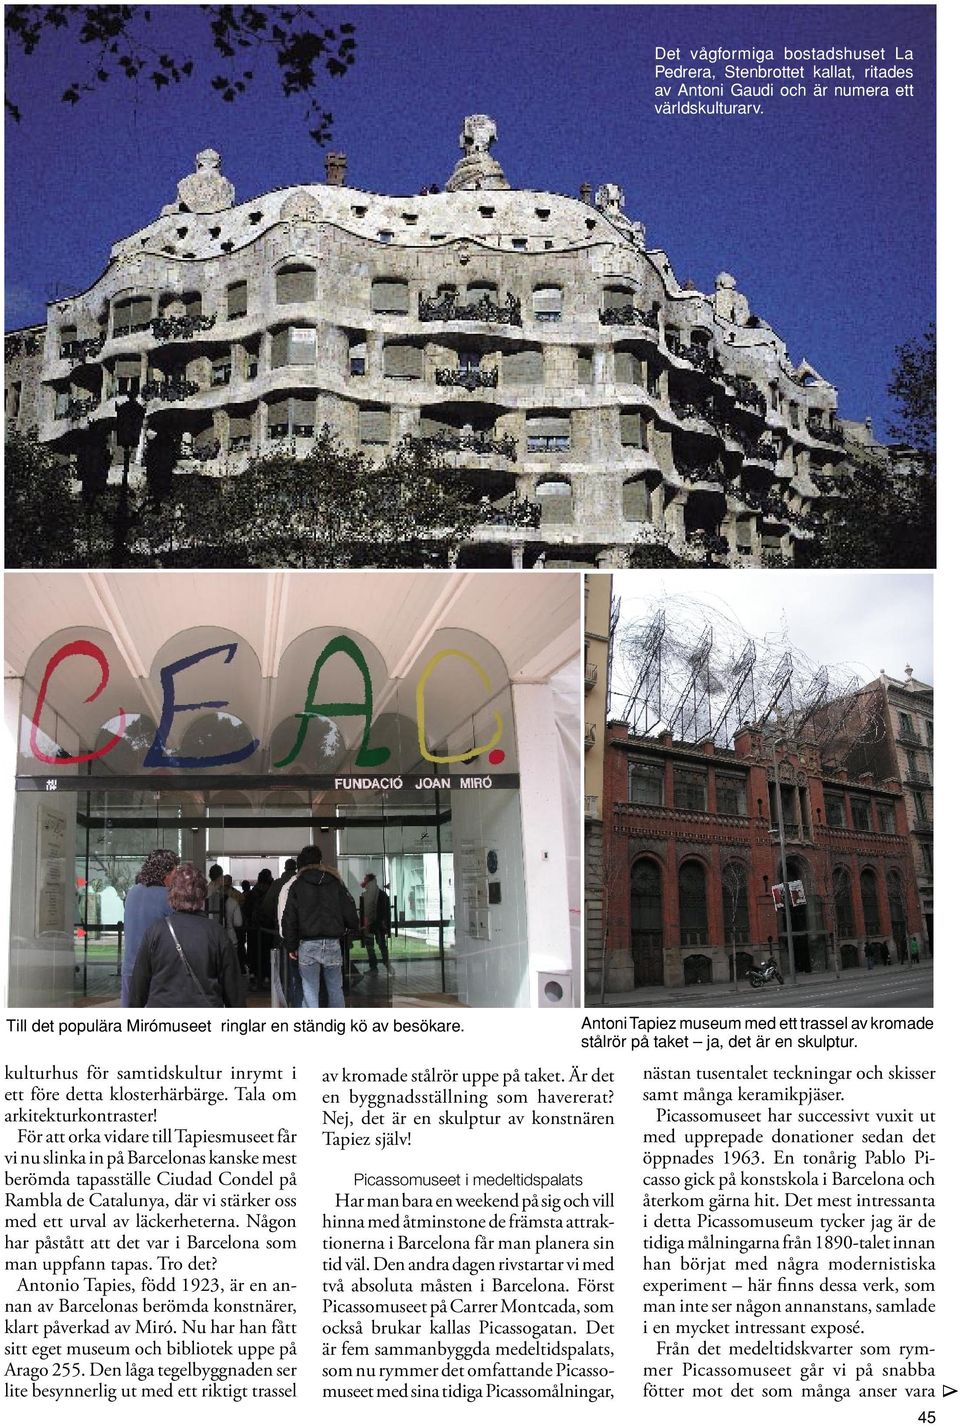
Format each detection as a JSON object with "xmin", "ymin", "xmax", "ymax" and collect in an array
[{"xmin": 5, "ymin": 4, "xmax": 935, "ymax": 437}]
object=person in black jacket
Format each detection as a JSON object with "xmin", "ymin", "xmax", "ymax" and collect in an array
[
  {"xmin": 129, "ymin": 863, "xmax": 245, "ymax": 1009},
  {"xmin": 281, "ymin": 845, "xmax": 359, "ymax": 1009}
]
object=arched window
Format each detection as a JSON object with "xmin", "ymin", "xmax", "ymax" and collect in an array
[
  {"xmin": 833, "ymin": 866, "xmax": 854, "ymax": 937},
  {"xmin": 886, "ymin": 870, "xmax": 907, "ymax": 957},
  {"xmin": 679, "ymin": 860, "xmax": 708, "ymax": 946},
  {"xmin": 722, "ymin": 863, "xmax": 750, "ymax": 946},
  {"xmin": 631, "ymin": 858, "xmax": 663, "ymax": 986},
  {"xmin": 860, "ymin": 868, "xmax": 880, "ymax": 935}
]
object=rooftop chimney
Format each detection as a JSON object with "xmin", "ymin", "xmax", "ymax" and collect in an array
[
  {"xmin": 579, "ymin": 182, "xmax": 592, "ymax": 205},
  {"xmin": 325, "ymin": 152, "xmax": 347, "ymax": 187}
]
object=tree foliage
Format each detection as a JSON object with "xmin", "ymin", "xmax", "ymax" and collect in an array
[
  {"xmin": 887, "ymin": 322, "xmax": 935, "ymax": 466},
  {"xmin": 5, "ymin": 428, "xmax": 479, "ymax": 569},
  {"xmin": 5, "ymin": 5, "xmax": 356, "ymax": 143}
]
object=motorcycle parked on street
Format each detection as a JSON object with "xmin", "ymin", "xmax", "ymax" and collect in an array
[{"xmin": 748, "ymin": 958, "xmax": 784, "ymax": 988}]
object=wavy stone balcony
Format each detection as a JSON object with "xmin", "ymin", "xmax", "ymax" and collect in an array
[
  {"xmin": 476, "ymin": 495, "xmax": 541, "ymax": 528},
  {"xmin": 599, "ymin": 305, "xmax": 660, "ymax": 334},
  {"xmin": 427, "ymin": 431, "xmax": 518, "ymax": 461},
  {"xmin": 435, "ymin": 367, "xmax": 499, "ymax": 391},
  {"xmin": 142, "ymin": 378, "xmax": 201, "ymax": 403},
  {"xmin": 418, "ymin": 293, "xmax": 521, "ymax": 326},
  {"xmin": 731, "ymin": 377, "xmax": 766, "ymax": 413},
  {"xmin": 150, "ymin": 314, "xmax": 217, "ymax": 343}
]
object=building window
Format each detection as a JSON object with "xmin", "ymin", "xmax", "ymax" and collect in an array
[
  {"xmin": 825, "ymin": 794, "xmax": 846, "ymax": 828},
  {"xmin": 679, "ymin": 861, "xmax": 709, "ymax": 946},
  {"xmin": 226, "ymin": 281, "xmax": 247, "ymax": 319},
  {"xmin": 577, "ymin": 350, "xmax": 593, "ymax": 384},
  {"xmin": 359, "ymin": 406, "xmax": 390, "ymax": 445},
  {"xmin": 913, "ymin": 790, "xmax": 929, "ymax": 823},
  {"xmin": 833, "ymin": 866, "xmax": 855, "ymax": 937},
  {"xmin": 113, "ymin": 295, "xmax": 152, "ymax": 337},
  {"xmin": 614, "ymin": 349, "xmax": 642, "ymax": 385},
  {"xmin": 887, "ymin": 870, "xmax": 907, "ymax": 956},
  {"xmin": 383, "ymin": 342, "xmax": 423, "ymax": 379},
  {"xmin": 533, "ymin": 286, "xmax": 562, "ymax": 322},
  {"xmin": 211, "ymin": 357, "xmax": 231, "ymax": 387},
  {"xmin": 349, "ymin": 340, "xmax": 366, "ymax": 377},
  {"xmin": 114, "ymin": 357, "xmax": 141, "ymax": 396},
  {"xmin": 631, "ymin": 858, "xmax": 663, "ymax": 983},
  {"xmin": 267, "ymin": 396, "xmax": 316, "ymax": 440},
  {"xmin": 920, "ymin": 842, "xmax": 933, "ymax": 877},
  {"xmin": 716, "ymin": 776, "xmax": 747, "ymax": 816},
  {"xmin": 371, "ymin": 279, "xmax": 409, "ymax": 314},
  {"xmin": 228, "ymin": 415, "xmax": 251, "ymax": 452},
  {"xmin": 674, "ymin": 766, "xmax": 707, "ymax": 812},
  {"xmin": 275, "ymin": 265, "xmax": 317, "ymax": 304},
  {"xmin": 875, "ymin": 802, "xmax": 895, "ymax": 834},
  {"xmin": 527, "ymin": 413, "xmax": 571, "ymax": 453},
  {"xmin": 377, "ymin": 230, "xmax": 394, "ymax": 244},
  {"xmin": 628, "ymin": 762, "xmax": 662, "ymax": 806},
  {"xmin": 271, "ymin": 327, "xmax": 317, "ymax": 368},
  {"xmin": 622, "ymin": 477, "xmax": 651, "ymax": 523},
  {"xmin": 502, "ymin": 348, "xmax": 544, "ymax": 384},
  {"xmin": 620, "ymin": 411, "xmax": 647, "ymax": 450},
  {"xmin": 925, "ymin": 720, "xmax": 933, "ymax": 746},
  {"xmin": 860, "ymin": 868, "xmax": 881, "ymax": 935},
  {"xmin": 850, "ymin": 800, "xmax": 871, "ymax": 832},
  {"xmin": 898, "ymin": 711, "xmax": 914, "ymax": 736}
]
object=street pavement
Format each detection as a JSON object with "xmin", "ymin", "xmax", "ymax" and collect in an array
[{"xmin": 596, "ymin": 960, "xmax": 933, "ymax": 1009}]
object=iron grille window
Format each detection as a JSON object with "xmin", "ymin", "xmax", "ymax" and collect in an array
[
  {"xmin": 825, "ymin": 795, "xmax": 846, "ymax": 828},
  {"xmin": 875, "ymin": 803, "xmax": 895, "ymax": 834},
  {"xmin": 833, "ymin": 868, "xmax": 855, "ymax": 936},
  {"xmin": 716, "ymin": 776, "xmax": 747, "ymax": 816},
  {"xmin": 899, "ymin": 712, "xmax": 914, "ymax": 735},
  {"xmin": 860, "ymin": 869, "xmax": 881, "ymax": 934},
  {"xmin": 851, "ymin": 800, "xmax": 871, "ymax": 831},
  {"xmin": 679, "ymin": 862, "xmax": 709, "ymax": 945},
  {"xmin": 628, "ymin": 762, "xmax": 662, "ymax": 806},
  {"xmin": 722, "ymin": 865, "xmax": 750, "ymax": 944},
  {"xmin": 674, "ymin": 767, "xmax": 707, "ymax": 811}
]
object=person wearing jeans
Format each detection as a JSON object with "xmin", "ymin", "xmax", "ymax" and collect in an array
[
  {"xmin": 297, "ymin": 938, "xmax": 344, "ymax": 1009},
  {"xmin": 280, "ymin": 845, "xmax": 359, "ymax": 1011}
]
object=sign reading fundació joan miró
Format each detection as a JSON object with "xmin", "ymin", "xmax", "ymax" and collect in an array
[{"xmin": 25, "ymin": 634, "xmax": 510, "ymax": 776}]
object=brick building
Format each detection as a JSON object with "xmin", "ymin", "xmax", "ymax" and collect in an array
[{"xmin": 601, "ymin": 718, "xmax": 925, "ymax": 990}]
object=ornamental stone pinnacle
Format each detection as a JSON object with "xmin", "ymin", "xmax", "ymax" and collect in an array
[
  {"xmin": 162, "ymin": 148, "xmax": 236, "ymax": 215},
  {"xmin": 445, "ymin": 114, "xmax": 510, "ymax": 192}
]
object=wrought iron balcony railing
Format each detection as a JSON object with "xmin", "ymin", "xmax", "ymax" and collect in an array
[
  {"xmin": 418, "ymin": 293, "xmax": 521, "ymax": 326},
  {"xmin": 585, "ymin": 723, "xmax": 597, "ymax": 748},
  {"xmin": 5, "ymin": 331, "xmax": 41, "ymax": 360},
  {"xmin": 189, "ymin": 440, "xmax": 221, "ymax": 462},
  {"xmin": 599, "ymin": 305, "xmax": 659, "ymax": 329},
  {"xmin": 112, "ymin": 322, "xmax": 152, "ymax": 338},
  {"xmin": 677, "ymin": 459, "xmax": 727, "ymax": 486},
  {"xmin": 670, "ymin": 398, "xmax": 716, "ymax": 426},
  {"xmin": 808, "ymin": 420, "xmax": 844, "ymax": 446},
  {"xmin": 732, "ymin": 376, "xmax": 766, "ymax": 412},
  {"xmin": 585, "ymin": 662, "xmax": 598, "ymax": 688},
  {"xmin": 150, "ymin": 314, "xmax": 217, "ymax": 342},
  {"xmin": 65, "ymin": 396, "xmax": 98, "ymax": 421},
  {"xmin": 435, "ymin": 367, "xmax": 499, "ymax": 391},
  {"xmin": 142, "ymin": 378, "xmax": 200, "ymax": 402},
  {"xmin": 666, "ymin": 339, "xmax": 723, "ymax": 378},
  {"xmin": 742, "ymin": 439, "xmax": 778, "ymax": 464},
  {"xmin": 428, "ymin": 431, "xmax": 517, "ymax": 461},
  {"xmin": 60, "ymin": 336, "xmax": 105, "ymax": 362},
  {"xmin": 476, "ymin": 495, "xmax": 541, "ymax": 528}
]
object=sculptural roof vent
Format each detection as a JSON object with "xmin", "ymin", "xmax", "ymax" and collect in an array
[{"xmin": 445, "ymin": 115, "xmax": 510, "ymax": 192}]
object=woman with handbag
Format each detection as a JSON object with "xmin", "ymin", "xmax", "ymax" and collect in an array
[{"xmin": 129, "ymin": 863, "xmax": 246, "ymax": 1009}]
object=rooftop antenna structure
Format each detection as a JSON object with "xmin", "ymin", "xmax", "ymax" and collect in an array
[
  {"xmin": 668, "ymin": 625, "xmax": 713, "ymax": 743},
  {"xmin": 792, "ymin": 665, "xmax": 831, "ymax": 739},
  {"xmin": 622, "ymin": 609, "xmax": 665, "ymax": 735},
  {"xmin": 757, "ymin": 651, "xmax": 794, "ymax": 729},
  {"xmin": 818, "ymin": 682, "xmax": 885, "ymax": 771},
  {"xmin": 711, "ymin": 638, "xmax": 757, "ymax": 747}
]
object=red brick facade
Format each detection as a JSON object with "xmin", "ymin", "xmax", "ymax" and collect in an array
[{"xmin": 603, "ymin": 719, "xmax": 924, "ymax": 989}]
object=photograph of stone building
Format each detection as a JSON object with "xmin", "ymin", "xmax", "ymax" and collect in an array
[
  {"xmin": 591, "ymin": 572, "xmax": 932, "ymax": 1008},
  {"xmin": 4, "ymin": 7, "xmax": 934, "ymax": 570}
]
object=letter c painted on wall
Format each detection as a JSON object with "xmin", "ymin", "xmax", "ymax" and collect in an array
[{"xmin": 29, "ymin": 640, "xmax": 127, "ymax": 765}]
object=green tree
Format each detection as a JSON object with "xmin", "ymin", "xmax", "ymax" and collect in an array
[
  {"xmin": 888, "ymin": 322, "xmax": 935, "ymax": 468},
  {"xmin": 5, "ymin": 5, "xmax": 356, "ymax": 143},
  {"xmin": 4, "ymin": 430, "xmax": 81, "ymax": 565}
]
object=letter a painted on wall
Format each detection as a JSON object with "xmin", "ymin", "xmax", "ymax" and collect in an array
[{"xmin": 274, "ymin": 635, "xmax": 389, "ymax": 768}]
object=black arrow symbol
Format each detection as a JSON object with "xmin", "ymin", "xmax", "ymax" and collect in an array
[{"xmin": 943, "ymin": 1386, "xmax": 957, "ymax": 1398}]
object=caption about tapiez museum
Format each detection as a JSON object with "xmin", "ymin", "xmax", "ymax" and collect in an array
[
  {"xmin": 2, "ymin": 1013, "xmax": 942, "ymax": 1409},
  {"xmin": 651, "ymin": 44, "xmax": 918, "ymax": 115}
]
